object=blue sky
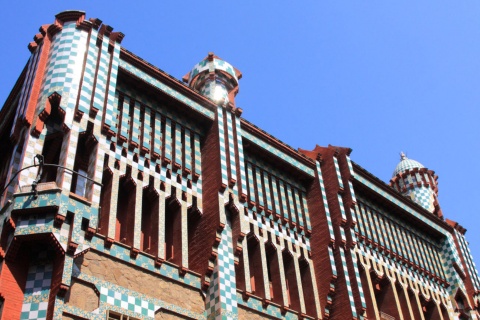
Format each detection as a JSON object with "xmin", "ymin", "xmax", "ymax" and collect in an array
[{"xmin": 1, "ymin": 2, "xmax": 479, "ymax": 269}]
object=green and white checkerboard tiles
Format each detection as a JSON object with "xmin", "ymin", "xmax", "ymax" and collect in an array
[
  {"xmin": 205, "ymin": 215, "xmax": 238, "ymax": 319},
  {"xmin": 20, "ymin": 251, "xmax": 53, "ymax": 320}
]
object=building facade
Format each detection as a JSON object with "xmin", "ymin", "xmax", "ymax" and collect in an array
[{"xmin": 0, "ymin": 10, "xmax": 478, "ymax": 320}]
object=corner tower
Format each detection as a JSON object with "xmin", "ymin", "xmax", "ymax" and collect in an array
[
  {"xmin": 183, "ymin": 52, "xmax": 242, "ymax": 107},
  {"xmin": 389, "ymin": 153, "xmax": 442, "ymax": 217}
]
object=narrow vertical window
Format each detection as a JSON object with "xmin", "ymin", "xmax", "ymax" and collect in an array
[
  {"xmin": 165, "ymin": 189, "xmax": 182, "ymax": 265},
  {"xmin": 116, "ymin": 169, "xmax": 136, "ymax": 246},
  {"xmin": 299, "ymin": 257, "xmax": 316, "ymax": 315},
  {"xmin": 282, "ymin": 250, "xmax": 300, "ymax": 310},
  {"xmin": 265, "ymin": 241, "xmax": 282, "ymax": 304},
  {"xmin": 40, "ymin": 132, "xmax": 63, "ymax": 183},
  {"xmin": 247, "ymin": 233, "xmax": 265, "ymax": 298},
  {"xmin": 39, "ymin": 100, "xmax": 65, "ymax": 184},
  {"xmin": 71, "ymin": 126, "xmax": 97, "ymax": 198},
  {"xmin": 98, "ymin": 167, "xmax": 112, "ymax": 235},
  {"xmin": 141, "ymin": 181, "xmax": 158, "ymax": 254}
]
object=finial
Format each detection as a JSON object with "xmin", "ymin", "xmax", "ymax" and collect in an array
[{"xmin": 400, "ymin": 151, "xmax": 406, "ymax": 160}]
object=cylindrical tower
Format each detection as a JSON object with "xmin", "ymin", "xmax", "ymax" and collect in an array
[
  {"xmin": 183, "ymin": 52, "xmax": 242, "ymax": 107},
  {"xmin": 389, "ymin": 152, "xmax": 442, "ymax": 217}
]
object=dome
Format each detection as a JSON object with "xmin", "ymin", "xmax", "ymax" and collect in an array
[
  {"xmin": 183, "ymin": 53, "xmax": 242, "ymax": 106},
  {"xmin": 392, "ymin": 152, "xmax": 424, "ymax": 177}
]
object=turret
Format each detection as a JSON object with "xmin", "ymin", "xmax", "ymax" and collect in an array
[
  {"xmin": 183, "ymin": 52, "xmax": 242, "ymax": 107},
  {"xmin": 389, "ymin": 153, "xmax": 442, "ymax": 217}
]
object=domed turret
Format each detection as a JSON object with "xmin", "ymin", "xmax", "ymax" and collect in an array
[
  {"xmin": 183, "ymin": 52, "xmax": 242, "ymax": 107},
  {"xmin": 392, "ymin": 153, "xmax": 424, "ymax": 177},
  {"xmin": 390, "ymin": 153, "xmax": 442, "ymax": 217}
]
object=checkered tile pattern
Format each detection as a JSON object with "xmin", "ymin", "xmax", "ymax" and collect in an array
[
  {"xmin": 131, "ymin": 101, "xmax": 142, "ymax": 150},
  {"xmin": 205, "ymin": 264, "xmax": 220, "ymax": 319},
  {"xmin": 316, "ymin": 161, "xmax": 335, "ymax": 241},
  {"xmin": 301, "ymin": 192, "xmax": 312, "ymax": 233},
  {"xmin": 200, "ymin": 79, "xmax": 230, "ymax": 105},
  {"xmin": 205, "ymin": 215, "xmax": 238, "ymax": 319},
  {"xmin": 153, "ymin": 111, "xmax": 163, "ymax": 157},
  {"xmin": 21, "ymin": 253, "xmax": 53, "ymax": 320},
  {"xmin": 194, "ymin": 132, "xmax": 202, "ymax": 176},
  {"xmin": 355, "ymin": 174, "xmax": 445, "ymax": 235},
  {"xmin": 40, "ymin": 22, "xmax": 88, "ymax": 126},
  {"xmin": 174, "ymin": 124, "xmax": 183, "ymax": 169},
  {"xmin": 25, "ymin": 263, "xmax": 53, "ymax": 295},
  {"xmin": 245, "ymin": 208, "xmax": 310, "ymax": 252},
  {"xmin": 410, "ymin": 187, "xmax": 435, "ymax": 213},
  {"xmin": 97, "ymin": 84, "xmax": 206, "ymax": 244},
  {"xmin": 119, "ymin": 60, "xmax": 215, "ymax": 119},
  {"xmin": 339, "ymin": 247, "xmax": 358, "ymax": 318},
  {"xmin": 188, "ymin": 56, "xmax": 239, "ymax": 84},
  {"xmin": 233, "ymin": 116, "xmax": 248, "ymax": 198},
  {"xmin": 254, "ymin": 168, "xmax": 264, "ymax": 210},
  {"xmin": 78, "ymin": 29, "xmax": 98, "ymax": 116},
  {"xmin": 348, "ymin": 180, "xmax": 357, "ymax": 207},
  {"xmin": 351, "ymin": 248, "xmax": 367, "ymax": 310},
  {"xmin": 58, "ymin": 125, "xmax": 74, "ymax": 193},
  {"xmin": 339, "ymin": 226, "xmax": 347, "ymax": 243},
  {"xmin": 328, "ymin": 246, "xmax": 337, "ymax": 278},
  {"xmin": 337, "ymin": 194, "xmax": 347, "ymax": 222},
  {"xmin": 116, "ymin": 81, "xmax": 206, "ymax": 134},
  {"xmin": 247, "ymin": 163, "xmax": 256, "ymax": 205},
  {"xmin": 357, "ymin": 244, "xmax": 453, "ymax": 312},
  {"xmin": 52, "ymin": 216, "xmax": 71, "ymax": 252},
  {"xmin": 16, "ymin": 213, "xmax": 53, "ymax": 234},
  {"xmin": 355, "ymin": 197, "xmax": 447, "ymax": 281},
  {"xmin": 119, "ymin": 96, "xmax": 131, "ymax": 142},
  {"xmin": 392, "ymin": 157, "xmax": 424, "ymax": 177},
  {"xmin": 21, "ymin": 301, "xmax": 48, "ymax": 320},
  {"xmin": 184, "ymin": 128, "xmax": 192, "ymax": 174},
  {"xmin": 164, "ymin": 118, "xmax": 173, "ymax": 165},
  {"xmin": 104, "ymin": 42, "xmax": 121, "ymax": 131},
  {"xmin": 456, "ymin": 230, "xmax": 480, "ymax": 291},
  {"xmin": 100, "ymin": 286, "xmax": 158, "ymax": 318},
  {"xmin": 441, "ymin": 233, "xmax": 467, "ymax": 291},
  {"xmin": 91, "ymin": 38, "xmax": 111, "ymax": 122},
  {"xmin": 262, "ymin": 173, "xmax": 273, "ymax": 214},
  {"xmin": 226, "ymin": 112, "xmax": 238, "ymax": 196},
  {"xmin": 19, "ymin": 131, "xmax": 42, "ymax": 186},
  {"xmin": 242, "ymin": 131, "xmax": 314, "ymax": 177},
  {"xmin": 333, "ymin": 156, "xmax": 344, "ymax": 189},
  {"xmin": 293, "ymin": 189, "xmax": 304, "ymax": 229},
  {"xmin": 142, "ymin": 106, "xmax": 152, "ymax": 153},
  {"xmin": 217, "ymin": 107, "xmax": 229, "ymax": 189},
  {"xmin": 285, "ymin": 185, "xmax": 297, "ymax": 224}
]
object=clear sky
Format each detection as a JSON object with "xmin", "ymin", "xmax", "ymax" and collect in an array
[{"xmin": 1, "ymin": 2, "xmax": 479, "ymax": 270}]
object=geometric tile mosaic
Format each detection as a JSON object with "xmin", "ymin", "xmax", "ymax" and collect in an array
[{"xmin": 20, "ymin": 250, "xmax": 53, "ymax": 320}]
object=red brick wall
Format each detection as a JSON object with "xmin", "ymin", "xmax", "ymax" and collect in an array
[
  {"xmin": 0, "ymin": 245, "xmax": 29, "ymax": 319},
  {"xmin": 187, "ymin": 119, "xmax": 220, "ymax": 277}
]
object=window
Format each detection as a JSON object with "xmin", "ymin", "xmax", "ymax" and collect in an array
[{"xmin": 106, "ymin": 310, "xmax": 139, "ymax": 320}]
